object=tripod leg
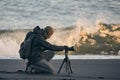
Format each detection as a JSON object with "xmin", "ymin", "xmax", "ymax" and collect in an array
[
  {"xmin": 57, "ymin": 59, "xmax": 65, "ymax": 73},
  {"xmin": 68, "ymin": 59, "xmax": 73, "ymax": 73},
  {"xmin": 65, "ymin": 57, "xmax": 73, "ymax": 74},
  {"xmin": 66, "ymin": 59, "xmax": 70, "ymax": 73}
]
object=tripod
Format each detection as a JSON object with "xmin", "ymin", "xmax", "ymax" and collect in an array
[{"xmin": 57, "ymin": 50, "xmax": 73, "ymax": 74}]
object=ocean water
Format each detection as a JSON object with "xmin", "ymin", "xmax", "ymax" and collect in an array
[
  {"xmin": 0, "ymin": 0, "xmax": 120, "ymax": 59},
  {"xmin": 0, "ymin": 0, "xmax": 120, "ymax": 29}
]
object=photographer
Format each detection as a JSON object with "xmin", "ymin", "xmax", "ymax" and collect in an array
[{"xmin": 25, "ymin": 26, "xmax": 72, "ymax": 74}]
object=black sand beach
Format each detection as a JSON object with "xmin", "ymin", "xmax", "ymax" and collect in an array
[{"xmin": 0, "ymin": 59, "xmax": 120, "ymax": 80}]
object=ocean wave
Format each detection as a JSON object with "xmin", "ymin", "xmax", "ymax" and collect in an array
[
  {"xmin": 0, "ymin": 29, "xmax": 31, "ymax": 44},
  {"xmin": 0, "ymin": 23, "xmax": 120, "ymax": 58}
]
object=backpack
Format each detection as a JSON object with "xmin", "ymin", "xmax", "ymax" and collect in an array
[{"xmin": 19, "ymin": 34, "xmax": 34, "ymax": 59}]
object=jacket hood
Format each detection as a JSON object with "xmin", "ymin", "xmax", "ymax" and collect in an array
[{"xmin": 33, "ymin": 26, "xmax": 41, "ymax": 34}]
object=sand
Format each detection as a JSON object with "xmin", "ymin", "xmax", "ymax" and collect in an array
[{"xmin": 0, "ymin": 59, "xmax": 120, "ymax": 80}]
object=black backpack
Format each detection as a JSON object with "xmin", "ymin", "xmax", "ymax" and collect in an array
[{"xmin": 19, "ymin": 34, "xmax": 34, "ymax": 59}]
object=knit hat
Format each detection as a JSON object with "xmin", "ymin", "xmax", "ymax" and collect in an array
[{"xmin": 44, "ymin": 26, "xmax": 54, "ymax": 36}]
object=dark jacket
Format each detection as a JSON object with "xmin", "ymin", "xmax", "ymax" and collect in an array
[{"xmin": 27, "ymin": 29, "xmax": 65, "ymax": 63}]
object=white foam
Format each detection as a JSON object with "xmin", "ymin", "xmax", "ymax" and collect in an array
[
  {"xmin": 0, "ymin": 54, "xmax": 120, "ymax": 59},
  {"xmin": 53, "ymin": 55, "xmax": 120, "ymax": 59}
]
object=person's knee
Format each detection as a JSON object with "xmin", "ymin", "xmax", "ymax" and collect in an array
[
  {"xmin": 44, "ymin": 50, "xmax": 55, "ymax": 61},
  {"xmin": 47, "ymin": 50, "xmax": 55, "ymax": 56}
]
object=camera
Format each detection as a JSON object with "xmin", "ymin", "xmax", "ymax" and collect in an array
[{"xmin": 68, "ymin": 46, "xmax": 74, "ymax": 51}]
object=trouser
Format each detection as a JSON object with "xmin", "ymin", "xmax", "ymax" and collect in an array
[{"xmin": 30, "ymin": 50, "xmax": 55, "ymax": 74}]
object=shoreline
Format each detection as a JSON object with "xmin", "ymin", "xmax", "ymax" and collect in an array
[
  {"xmin": 0, "ymin": 59, "xmax": 120, "ymax": 80},
  {"xmin": 0, "ymin": 54, "xmax": 120, "ymax": 59}
]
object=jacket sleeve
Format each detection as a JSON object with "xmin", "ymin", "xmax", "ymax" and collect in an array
[{"xmin": 37, "ymin": 35, "xmax": 65, "ymax": 51}]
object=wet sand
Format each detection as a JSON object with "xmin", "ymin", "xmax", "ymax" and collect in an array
[{"xmin": 0, "ymin": 59, "xmax": 120, "ymax": 80}]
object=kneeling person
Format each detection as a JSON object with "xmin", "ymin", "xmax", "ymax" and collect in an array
[{"xmin": 25, "ymin": 26, "xmax": 71, "ymax": 74}]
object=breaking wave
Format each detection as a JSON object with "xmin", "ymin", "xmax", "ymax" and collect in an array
[{"xmin": 0, "ymin": 23, "xmax": 120, "ymax": 59}]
